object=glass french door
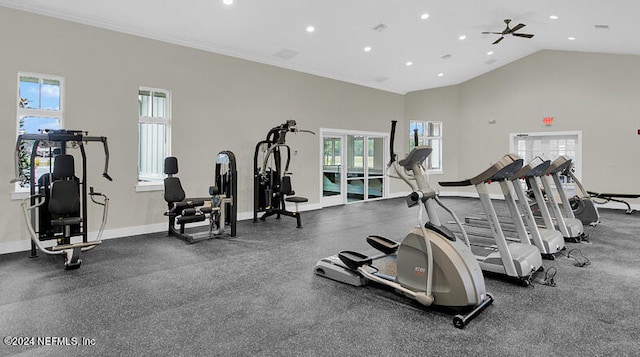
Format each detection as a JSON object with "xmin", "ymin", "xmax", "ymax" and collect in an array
[
  {"xmin": 322, "ymin": 136, "xmax": 343, "ymax": 206},
  {"xmin": 322, "ymin": 131, "xmax": 386, "ymax": 206}
]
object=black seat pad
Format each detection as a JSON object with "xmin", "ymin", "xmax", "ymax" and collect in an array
[{"xmin": 285, "ymin": 196, "xmax": 308, "ymax": 203}]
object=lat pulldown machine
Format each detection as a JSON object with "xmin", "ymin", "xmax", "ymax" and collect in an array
[
  {"xmin": 13, "ymin": 129, "xmax": 112, "ymax": 269},
  {"xmin": 253, "ymin": 120, "xmax": 314, "ymax": 228}
]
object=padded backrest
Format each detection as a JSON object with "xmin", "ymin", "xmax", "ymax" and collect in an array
[
  {"xmin": 48, "ymin": 154, "xmax": 80, "ymax": 217},
  {"xmin": 49, "ymin": 180, "xmax": 81, "ymax": 216},
  {"xmin": 53, "ymin": 154, "xmax": 75, "ymax": 179},
  {"xmin": 164, "ymin": 177, "xmax": 186, "ymax": 203},
  {"xmin": 281, "ymin": 175, "xmax": 294, "ymax": 195},
  {"xmin": 165, "ymin": 156, "xmax": 179, "ymax": 175}
]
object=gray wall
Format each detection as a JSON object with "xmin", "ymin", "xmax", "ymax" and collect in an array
[
  {"xmin": 2, "ymin": 7, "xmax": 639, "ymax": 251},
  {"xmin": 405, "ymin": 85, "xmax": 461, "ymax": 184},
  {"xmin": 407, "ymin": 50, "xmax": 640, "ymax": 199},
  {"xmin": 0, "ymin": 7, "xmax": 404, "ymax": 249}
]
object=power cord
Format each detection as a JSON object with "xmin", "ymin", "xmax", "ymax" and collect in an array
[
  {"xmin": 561, "ymin": 248, "xmax": 591, "ymax": 267},
  {"xmin": 531, "ymin": 266, "xmax": 558, "ymax": 287}
]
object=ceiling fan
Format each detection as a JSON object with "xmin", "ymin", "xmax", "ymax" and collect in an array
[{"xmin": 482, "ymin": 19, "xmax": 534, "ymax": 45}]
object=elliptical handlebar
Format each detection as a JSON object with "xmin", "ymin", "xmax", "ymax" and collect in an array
[
  {"xmin": 386, "ymin": 120, "xmax": 418, "ymax": 191},
  {"xmin": 388, "ymin": 120, "xmax": 397, "ymax": 167}
]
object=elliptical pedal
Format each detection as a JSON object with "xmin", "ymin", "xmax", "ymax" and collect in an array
[
  {"xmin": 338, "ymin": 251, "xmax": 372, "ymax": 270},
  {"xmin": 366, "ymin": 235, "xmax": 399, "ymax": 254}
]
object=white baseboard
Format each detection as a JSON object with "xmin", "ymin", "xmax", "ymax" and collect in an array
[
  {"xmin": 2, "ymin": 195, "xmax": 634, "ymax": 255},
  {"xmin": 0, "ymin": 203, "xmax": 324, "ymax": 255}
]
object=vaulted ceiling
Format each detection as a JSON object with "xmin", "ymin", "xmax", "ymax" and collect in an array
[{"xmin": 2, "ymin": 0, "xmax": 639, "ymax": 94}]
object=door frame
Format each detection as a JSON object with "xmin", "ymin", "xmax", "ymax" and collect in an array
[{"xmin": 319, "ymin": 128, "xmax": 389, "ymax": 207}]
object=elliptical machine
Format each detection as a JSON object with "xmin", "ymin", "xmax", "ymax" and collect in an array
[{"xmin": 314, "ymin": 121, "xmax": 493, "ymax": 329}]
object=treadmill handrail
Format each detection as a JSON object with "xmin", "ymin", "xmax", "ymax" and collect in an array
[{"xmin": 439, "ymin": 155, "xmax": 523, "ymax": 187}]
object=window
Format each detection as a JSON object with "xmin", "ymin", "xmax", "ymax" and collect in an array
[
  {"xmin": 409, "ymin": 120, "xmax": 442, "ymax": 171},
  {"xmin": 511, "ymin": 131, "xmax": 582, "ymax": 192},
  {"xmin": 138, "ymin": 87, "xmax": 171, "ymax": 183},
  {"xmin": 323, "ymin": 137, "xmax": 341, "ymax": 166},
  {"xmin": 16, "ymin": 73, "xmax": 63, "ymax": 189}
]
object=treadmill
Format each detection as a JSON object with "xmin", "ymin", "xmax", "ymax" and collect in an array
[
  {"xmin": 439, "ymin": 155, "xmax": 543, "ymax": 285},
  {"xmin": 532, "ymin": 156, "xmax": 585, "ymax": 242},
  {"xmin": 507, "ymin": 157, "xmax": 565, "ymax": 258},
  {"xmin": 466, "ymin": 156, "xmax": 565, "ymax": 259}
]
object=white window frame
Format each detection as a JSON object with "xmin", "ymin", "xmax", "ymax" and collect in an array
[
  {"xmin": 409, "ymin": 120, "xmax": 443, "ymax": 173},
  {"xmin": 14, "ymin": 72, "xmax": 64, "ymax": 196},
  {"xmin": 137, "ymin": 87, "xmax": 171, "ymax": 188},
  {"xmin": 509, "ymin": 131, "xmax": 582, "ymax": 194}
]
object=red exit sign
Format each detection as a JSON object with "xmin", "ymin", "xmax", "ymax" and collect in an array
[{"xmin": 543, "ymin": 117, "xmax": 554, "ymax": 125}]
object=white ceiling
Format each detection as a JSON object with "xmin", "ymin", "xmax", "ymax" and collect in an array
[{"xmin": 2, "ymin": 0, "xmax": 640, "ymax": 94}]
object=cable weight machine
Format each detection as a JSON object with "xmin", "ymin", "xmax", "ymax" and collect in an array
[{"xmin": 253, "ymin": 120, "xmax": 314, "ymax": 228}]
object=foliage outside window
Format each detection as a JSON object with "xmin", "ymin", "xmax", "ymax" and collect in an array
[
  {"xmin": 16, "ymin": 73, "xmax": 63, "ymax": 188},
  {"xmin": 323, "ymin": 138, "xmax": 341, "ymax": 166}
]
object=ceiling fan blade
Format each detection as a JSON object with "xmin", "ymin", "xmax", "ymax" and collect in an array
[
  {"xmin": 482, "ymin": 31, "xmax": 503, "ymax": 35},
  {"xmin": 511, "ymin": 23, "xmax": 526, "ymax": 33},
  {"xmin": 492, "ymin": 36, "xmax": 504, "ymax": 45},
  {"xmin": 513, "ymin": 33, "xmax": 534, "ymax": 38}
]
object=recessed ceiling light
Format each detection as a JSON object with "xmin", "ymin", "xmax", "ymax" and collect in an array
[
  {"xmin": 306, "ymin": 26, "xmax": 315, "ymax": 33},
  {"xmin": 364, "ymin": 46, "xmax": 372, "ymax": 52},
  {"xmin": 406, "ymin": 61, "xmax": 413, "ymax": 66},
  {"xmin": 421, "ymin": 13, "xmax": 430, "ymax": 20},
  {"xmin": 459, "ymin": 35, "xmax": 467, "ymax": 40},
  {"xmin": 549, "ymin": 15, "xmax": 559, "ymax": 20},
  {"xmin": 568, "ymin": 36, "xmax": 576, "ymax": 41},
  {"xmin": 487, "ymin": 51, "xmax": 494, "ymax": 55},
  {"xmin": 438, "ymin": 73, "xmax": 444, "ymax": 77}
]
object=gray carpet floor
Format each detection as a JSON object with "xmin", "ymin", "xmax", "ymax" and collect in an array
[{"xmin": 0, "ymin": 197, "xmax": 638, "ymax": 356}]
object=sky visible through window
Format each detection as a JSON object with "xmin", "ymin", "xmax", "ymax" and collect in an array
[{"xmin": 19, "ymin": 77, "xmax": 61, "ymax": 133}]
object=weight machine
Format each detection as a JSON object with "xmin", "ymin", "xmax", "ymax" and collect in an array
[
  {"xmin": 253, "ymin": 120, "xmax": 314, "ymax": 228},
  {"xmin": 163, "ymin": 151, "xmax": 237, "ymax": 243},
  {"xmin": 13, "ymin": 129, "xmax": 112, "ymax": 269}
]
